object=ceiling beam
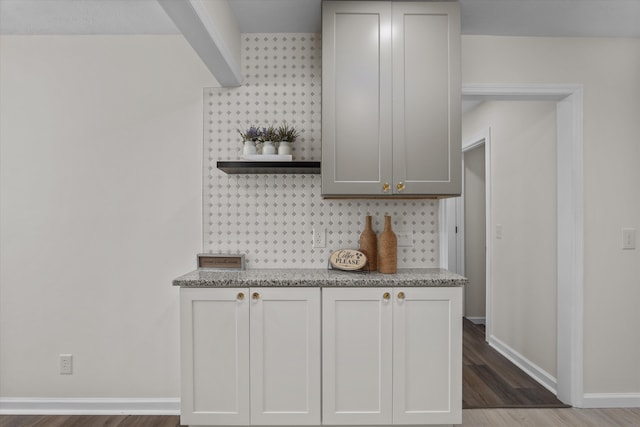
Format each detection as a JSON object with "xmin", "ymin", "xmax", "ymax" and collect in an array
[{"xmin": 158, "ymin": 0, "xmax": 243, "ymax": 87}]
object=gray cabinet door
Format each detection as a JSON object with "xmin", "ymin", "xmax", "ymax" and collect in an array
[
  {"xmin": 321, "ymin": 1, "xmax": 393, "ymax": 196},
  {"xmin": 322, "ymin": 1, "xmax": 461, "ymax": 197},
  {"xmin": 392, "ymin": 2, "xmax": 461, "ymax": 196}
]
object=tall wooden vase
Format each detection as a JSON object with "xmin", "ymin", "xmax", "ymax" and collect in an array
[
  {"xmin": 359, "ymin": 215, "xmax": 377, "ymax": 271},
  {"xmin": 378, "ymin": 215, "xmax": 397, "ymax": 274}
]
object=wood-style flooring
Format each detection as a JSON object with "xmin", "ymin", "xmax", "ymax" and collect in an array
[
  {"xmin": 0, "ymin": 415, "xmax": 182, "ymax": 427},
  {"xmin": 463, "ymin": 317, "xmax": 570, "ymax": 409},
  {"xmin": 462, "ymin": 408, "xmax": 640, "ymax": 426},
  {"xmin": 3, "ymin": 410, "xmax": 640, "ymax": 427}
]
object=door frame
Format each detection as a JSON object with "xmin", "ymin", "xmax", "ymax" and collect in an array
[
  {"xmin": 440, "ymin": 83, "xmax": 584, "ymax": 407},
  {"xmin": 459, "ymin": 129, "xmax": 492, "ymax": 329}
]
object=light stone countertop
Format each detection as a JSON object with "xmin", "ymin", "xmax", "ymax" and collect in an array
[{"xmin": 173, "ymin": 268, "xmax": 467, "ymax": 288}]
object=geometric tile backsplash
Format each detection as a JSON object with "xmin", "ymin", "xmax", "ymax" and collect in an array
[{"xmin": 204, "ymin": 34, "xmax": 439, "ymax": 268}]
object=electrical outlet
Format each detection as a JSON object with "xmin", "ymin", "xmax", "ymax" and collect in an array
[
  {"xmin": 396, "ymin": 230, "xmax": 414, "ymax": 247},
  {"xmin": 60, "ymin": 354, "xmax": 72, "ymax": 375},
  {"xmin": 313, "ymin": 227, "xmax": 326, "ymax": 248}
]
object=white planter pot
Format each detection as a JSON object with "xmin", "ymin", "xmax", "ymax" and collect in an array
[
  {"xmin": 242, "ymin": 141, "xmax": 257, "ymax": 155},
  {"xmin": 262, "ymin": 141, "xmax": 276, "ymax": 155},
  {"xmin": 278, "ymin": 141, "xmax": 292, "ymax": 155}
]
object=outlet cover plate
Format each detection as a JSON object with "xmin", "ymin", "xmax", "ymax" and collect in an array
[
  {"xmin": 397, "ymin": 230, "xmax": 414, "ymax": 247},
  {"xmin": 60, "ymin": 354, "xmax": 72, "ymax": 375},
  {"xmin": 313, "ymin": 228, "xmax": 326, "ymax": 248}
]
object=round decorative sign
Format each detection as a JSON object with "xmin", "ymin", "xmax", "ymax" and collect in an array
[{"xmin": 329, "ymin": 249, "xmax": 368, "ymax": 271}]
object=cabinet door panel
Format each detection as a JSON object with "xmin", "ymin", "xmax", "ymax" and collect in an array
[
  {"xmin": 322, "ymin": 1, "xmax": 392, "ymax": 196},
  {"xmin": 335, "ymin": 14, "xmax": 383, "ymax": 182},
  {"xmin": 392, "ymin": 287, "xmax": 462, "ymax": 424},
  {"xmin": 250, "ymin": 288, "xmax": 321, "ymax": 425},
  {"xmin": 392, "ymin": 2, "xmax": 461, "ymax": 195},
  {"xmin": 180, "ymin": 288, "xmax": 249, "ymax": 426},
  {"xmin": 322, "ymin": 288, "xmax": 392, "ymax": 425}
]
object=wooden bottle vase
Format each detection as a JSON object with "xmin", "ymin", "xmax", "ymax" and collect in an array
[
  {"xmin": 359, "ymin": 215, "xmax": 377, "ymax": 271},
  {"xmin": 378, "ymin": 215, "xmax": 397, "ymax": 274}
]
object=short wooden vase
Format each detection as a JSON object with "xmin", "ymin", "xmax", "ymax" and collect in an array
[
  {"xmin": 378, "ymin": 215, "xmax": 397, "ymax": 274},
  {"xmin": 359, "ymin": 215, "xmax": 377, "ymax": 271}
]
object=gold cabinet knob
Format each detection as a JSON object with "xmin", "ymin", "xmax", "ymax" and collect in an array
[
  {"xmin": 252, "ymin": 292, "xmax": 260, "ymax": 300},
  {"xmin": 383, "ymin": 292, "xmax": 390, "ymax": 300},
  {"xmin": 397, "ymin": 291, "xmax": 405, "ymax": 300},
  {"xmin": 396, "ymin": 182, "xmax": 405, "ymax": 192},
  {"xmin": 383, "ymin": 182, "xmax": 390, "ymax": 193},
  {"xmin": 237, "ymin": 292, "xmax": 245, "ymax": 301}
]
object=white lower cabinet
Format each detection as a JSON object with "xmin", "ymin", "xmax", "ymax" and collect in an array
[
  {"xmin": 322, "ymin": 287, "xmax": 462, "ymax": 425},
  {"xmin": 181, "ymin": 286, "xmax": 461, "ymax": 426},
  {"xmin": 180, "ymin": 287, "xmax": 321, "ymax": 426},
  {"xmin": 181, "ymin": 288, "xmax": 250, "ymax": 426},
  {"xmin": 249, "ymin": 288, "xmax": 321, "ymax": 425},
  {"xmin": 322, "ymin": 288, "xmax": 393, "ymax": 425},
  {"xmin": 392, "ymin": 287, "xmax": 462, "ymax": 425}
]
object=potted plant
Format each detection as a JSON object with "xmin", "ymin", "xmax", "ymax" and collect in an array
[
  {"xmin": 260, "ymin": 125, "xmax": 278, "ymax": 154},
  {"xmin": 276, "ymin": 123, "xmax": 300, "ymax": 155},
  {"xmin": 238, "ymin": 125, "xmax": 261, "ymax": 155}
]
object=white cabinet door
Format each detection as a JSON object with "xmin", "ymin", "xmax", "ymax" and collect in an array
[
  {"xmin": 250, "ymin": 288, "xmax": 321, "ymax": 425},
  {"xmin": 392, "ymin": 2, "xmax": 461, "ymax": 196},
  {"xmin": 180, "ymin": 288, "xmax": 250, "ymax": 426},
  {"xmin": 321, "ymin": 1, "xmax": 393, "ymax": 196},
  {"xmin": 322, "ymin": 288, "xmax": 393, "ymax": 425},
  {"xmin": 392, "ymin": 287, "xmax": 462, "ymax": 425}
]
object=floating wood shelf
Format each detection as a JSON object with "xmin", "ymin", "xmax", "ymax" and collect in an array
[{"xmin": 216, "ymin": 161, "xmax": 321, "ymax": 174}]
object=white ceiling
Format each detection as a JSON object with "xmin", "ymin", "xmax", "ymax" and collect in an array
[
  {"xmin": 1, "ymin": 0, "xmax": 639, "ymax": 38},
  {"xmin": 0, "ymin": 0, "xmax": 179, "ymax": 35}
]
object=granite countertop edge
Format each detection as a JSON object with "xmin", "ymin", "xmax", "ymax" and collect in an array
[{"xmin": 173, "ymin": 268, "xmax": 467, "ymax": 288}]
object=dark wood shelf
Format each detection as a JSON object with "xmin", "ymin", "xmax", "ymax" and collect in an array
[{"xmin": 217, "ymin": 161, "xmax": 321, "ymax": 174}]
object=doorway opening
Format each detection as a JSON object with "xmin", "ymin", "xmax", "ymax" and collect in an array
[
  {"xmin": 461, "ymin": 140, "xmax": 487, "ymax": 326},
  {"xmin": 457, "ymin": 115, "xmax": 568, "ymax": 409},
  {"xmin": 440, "ymin": 83, "xmax": 584, "ymax": 407}
]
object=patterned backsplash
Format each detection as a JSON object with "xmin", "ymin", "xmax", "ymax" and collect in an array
[{"xmin": 203, "ymin": 34, "xmax": 439, "ymax": 268}]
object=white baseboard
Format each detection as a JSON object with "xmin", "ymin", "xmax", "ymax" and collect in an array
[
  {"xmin": 581, "ymin": 393, "xmax": 640, "ymax": 408},
  {"xmin": 0, "ymin": 397, "xmax": 180, "ymax": 415},
  {"xmin": 488, "ymin": 334, "xmax": 558, "ymax": 395},
  {"xmin": 466, "ymin": 316, "xmax": 486, "ymax": 325}
]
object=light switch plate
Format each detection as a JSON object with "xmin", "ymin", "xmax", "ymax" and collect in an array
[{"xmin": 622, "ymin": 228, "xmax": 636, "ymax": 250}]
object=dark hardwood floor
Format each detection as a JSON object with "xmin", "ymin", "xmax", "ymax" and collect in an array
[
  {"xmin": 0, "ymin": 415, "xmax": 182, "ymax": 427},
  {"xmin": 463, "ymin": 317, "xmax": 570, "ymax": 409}
]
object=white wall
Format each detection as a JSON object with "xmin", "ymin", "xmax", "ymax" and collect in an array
[
  {"xmin": 463, "ymin": 101, "xmax": 558, "ymax": 379},
  {"xmin": 1, "ymin": 32, "xmax": 638, "ymax": 406},
  {"xmin": 462, "ymin": 36, "xmax": 640, "ymax": 395},
  {"xmin": 462, "ymin": 145, "xmax": 486, "ymax": 320},
  {"xmin": 0, "ymin": 35, "xmax": 216, "ymax": 398}
]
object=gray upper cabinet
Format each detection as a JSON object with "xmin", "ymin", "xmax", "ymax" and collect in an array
[{"xmin": 321, "ymin": 1, "xmax": 461, "ymax": 197}]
